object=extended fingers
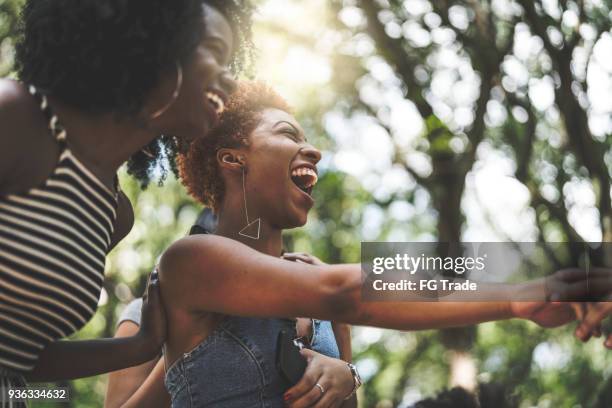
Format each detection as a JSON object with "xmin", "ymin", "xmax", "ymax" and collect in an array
[
  {"xmin": 283, "ymin": 253, "xmax": 313, "ymax": 263},
  {"xmin": 144, "ymin": 270, "xmax": 161, "ymax": 302},
  {"xmin": 285, "ymin": 351, "xmax": 320, "ymax": 403},
  {"xmin": 285, "ymin": 372, "xmax": 318, "ymax": 403},
  {"xmin": 312, "ymin": 391, "xmax": 342, "ymax": 408},
  {"xmin": 142, "ymin": 268, "xmax": 160, "ymax": 301},
  {"xmin": 575, "ymin": 303, "xmax": 612, "ymax": 341},
  {"xmin": 310, "ymin": 377, "xmax": 346, "ymax": 408},
  {"xmin": 569, "ymin": 302, "xmax": 586, "ymax": 321}
]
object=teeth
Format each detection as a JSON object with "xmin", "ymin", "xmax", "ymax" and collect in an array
[
  {"xmin": 205, "ymin": 91, "xmax": 225, "ymax": 115},
  {"xmin": 290, "ymin": 167, "xmax": 318, "ymax": 188}
]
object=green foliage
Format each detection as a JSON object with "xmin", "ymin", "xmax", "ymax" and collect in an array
[
  {"xmin": 0, "ymin": 0, "xmax": 23, "ymax": 76},
  {"xmin": 2, "ymin": 0, "xmax": 611, "ymax": 406},
  {"xmin": 425, "ymin": 115, "xmax": 455, "ymax": 157}
]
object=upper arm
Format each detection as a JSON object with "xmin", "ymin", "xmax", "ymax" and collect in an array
[
  {"xmin": 0, "ymin": 80, "xmax": 26, "ymax": 191},
  {"xmin": 0, "ymin": 79, "xmax": 51, "ymax": 194},
  {"xmin": 104, "ymin": 322, "xmax": 158, "ymax": 408},
  {"xmin": 158, "ymin": 235, "xmax": 360, "ymax": 321}
]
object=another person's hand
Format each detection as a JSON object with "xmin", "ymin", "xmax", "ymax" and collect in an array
[
  {"xmin": 282, "ymin": 252, "xmax": 325, "ymax": 266},
  {"xmin": 509, "ymin": 272, "xmax": 576, "ymax": 328},
  {"xmin": 284, "ymin": 349, "xmax": 355, "ymax": 408},
  {"xmin": 575, "ymin": 300, "xmax": 612, "ymax": 349},
  {"xmin": 138, "ymin": 269, "xmax": 167, "ymax": 353},
  {"xmin": 511, "ymin": 300, "xmax": 576, "ymax": 328},
  {"xmin": 512, "ymin": 267, "xmax": 612, "ymax": 328},
  {"xmin": 545, "ymin": 266, "xmax": 612, "ymax": 347}
]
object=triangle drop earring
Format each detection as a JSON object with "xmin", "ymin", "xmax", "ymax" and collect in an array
[{"xmin": 238, "ymin": 166, "xmax": 261, "ymax": 239}]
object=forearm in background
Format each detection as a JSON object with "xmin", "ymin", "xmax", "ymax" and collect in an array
[{"xmin": 26, "ymin": 335, "xmax": 158, "ymax": 382}]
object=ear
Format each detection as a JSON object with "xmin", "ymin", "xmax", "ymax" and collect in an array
[{"xmin": 217, "ymin": 148, "xmax": 246, "ymax": 172}]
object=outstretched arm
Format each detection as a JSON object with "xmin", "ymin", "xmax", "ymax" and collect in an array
[{"xmin": 160, "ymin": 235, "xmax": 572, "ymax": 331}]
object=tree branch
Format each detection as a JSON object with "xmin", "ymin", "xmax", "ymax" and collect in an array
[
  {"xmin": 518, "ymin": 0, "xmax": 611, "ymax": 241},
  {"xmin": 504, "ymin": 91, "xmax": 536, "ymax": 183},
  {"xmin": 517, "ymin": 0, "xmax": 564, "ymax": 58},
  {"xmin": 360, "ymin": 100, "xmax": 432, "ymax": 189},
  {"xmin": 357, "ymin": 0, "xmax": 434, "ymax": 118}
]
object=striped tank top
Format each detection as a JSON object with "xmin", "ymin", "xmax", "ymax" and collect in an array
[{"xmin": 0, "ymin": 86, "xmax": 118, "ymax": 373}]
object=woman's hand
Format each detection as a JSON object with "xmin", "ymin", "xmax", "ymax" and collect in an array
[
  {"xmin": 137, "ymin": 269, "xmax": 167, "ymax": 354},
  {"xmin": 282, "ymin": 252, "xmax": 325, "ymax": 266},
  {"xmin": 284, "ymin": 349, "xmax": 354, "ymax": 408},
  {"xmin": 508, "ymin": 274, "xmax": 575, "ymax": 328},
  {"xmin": 575, "ymin": 300, "xmax": 612, "ymax": 349},
  {"xmin": 511, "ymin": 300, "xmax": 576, "ymax": 328},
  {"xmin": 511, "ymin": 267, "xmax": 612, "ymax": 328}
]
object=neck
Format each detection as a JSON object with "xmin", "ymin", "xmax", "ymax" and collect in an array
[
  {"xmin": 215, "ymin": 201, "xmax": 283, "ymax": 257},
  {"xmin": 49, "ymin": 98, "xmax": 157, "ymax": 186}
]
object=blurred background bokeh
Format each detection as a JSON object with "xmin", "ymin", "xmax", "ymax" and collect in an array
[{"xmin": 1, "ymin": 0, "xmax": 611, "ymax": 406}]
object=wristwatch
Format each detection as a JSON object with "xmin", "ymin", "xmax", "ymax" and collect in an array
[{"xmin": 344, "ymin": 362, "xmax": 362, "ymax": 400}]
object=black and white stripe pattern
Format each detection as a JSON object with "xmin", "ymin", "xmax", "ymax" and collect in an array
[{"xmin": 0, "ymin": 86, "xmax": 118, "ymax": 373}]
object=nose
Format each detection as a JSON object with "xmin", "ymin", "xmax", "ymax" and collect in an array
[
  {"xmin": 300, "ymin": 144, "xmax": 322, "ymax": 165},
  {"xmin": 219, "ymin": 69, "xmax": 238, "ymax": 95}
]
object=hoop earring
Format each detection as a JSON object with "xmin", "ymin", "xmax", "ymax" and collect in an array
[
  {"xmin": 238, "ymin": 166, "xmax": 261, "ymax": 240},
  {"xmin": 150, "ymin": 62, "xmax": 183, "ymax": 120}
]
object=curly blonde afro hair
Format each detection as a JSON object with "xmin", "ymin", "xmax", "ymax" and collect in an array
[{"xmin": 178, "ymin": 81, "xmax": 292, "ymax": 211}]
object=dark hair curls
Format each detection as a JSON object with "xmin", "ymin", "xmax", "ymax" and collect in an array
[
  {"xmin": 16, "ymin": 0, "xmax": 255, "ymax": 188},
  {"xmin": 178, "ymin": 81, "xmax": 291, "ymax": 211}
]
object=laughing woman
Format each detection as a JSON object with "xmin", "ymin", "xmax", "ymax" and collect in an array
[
  {"xmin": 105, "ymin": 86, "xmax": 360, "ymax": 407},
  {"xmin": 0, "ymin": 0, "xmax": 254, "ymax": 395},
  {"xmin": 149, "ymin": 81, "xmax": 590, "ymax": 407}
]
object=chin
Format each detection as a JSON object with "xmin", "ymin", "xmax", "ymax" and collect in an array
[
  {"xmin": 295, "ymin": 210, "xmax": 310, "ymax": 227},
  {"xmin": 282, "ymin": 210, "xmax": 309, "ymax": 229}
]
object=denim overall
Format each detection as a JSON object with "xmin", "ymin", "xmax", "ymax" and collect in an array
[{"xmin": 165, "ymin": 317, "xmax": 340, "ymax": 408}]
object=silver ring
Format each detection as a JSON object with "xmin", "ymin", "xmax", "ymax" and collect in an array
[{"xmin": 315, "ymin": 383, "xmax": 325, "ymax": 394}]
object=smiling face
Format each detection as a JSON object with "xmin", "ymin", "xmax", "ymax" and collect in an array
[
  {"xmin": 154, "ymin": 4, "xmax": 236, "ymax": 142},
  {"xmin": 177, "ymin": 81, "xmax": 322, "ymax": 230},
  {"xmin": 242, "ymin": 108, "xmax": 322, "ymax": 229}
]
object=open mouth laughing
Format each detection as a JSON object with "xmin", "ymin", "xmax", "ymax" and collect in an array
[
  {"xmin": 290, "ymin": 165, "xmax": 318, "ymax": 197},
  {"xmin": 205, "ymin": 90, "xmax": 226, "ymax": 123}
]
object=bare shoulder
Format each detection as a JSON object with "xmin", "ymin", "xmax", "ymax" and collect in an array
[
  {"xmin": 0, "ymin": 79, "xmax": 29, "ymax": 102},
  {"xmin": 0, "ymin": 79, "xmax": 57, "ymax": 194},
  {"xmin": 157, "ymin": 234, "xmax": 267, "ymax": 287},
  {"xmin": 0, "ymin": 79, "xmax": 39, "ymax": 121},
  {"xmin": 159, "ymin": 235, "xmax": 239, "ymax": 273}
]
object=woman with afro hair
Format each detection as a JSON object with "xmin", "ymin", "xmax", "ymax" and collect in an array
[
  {"xmin": 106, "ymin": 82, "xmax": 362, "ymax": 408},
  {"xmin": 0, "ymin": 0, "xmax": 254, "ymax": 398},
  {"xmin": 150, "ymin": 81, "xmax": 591, "ymax": 407}
]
